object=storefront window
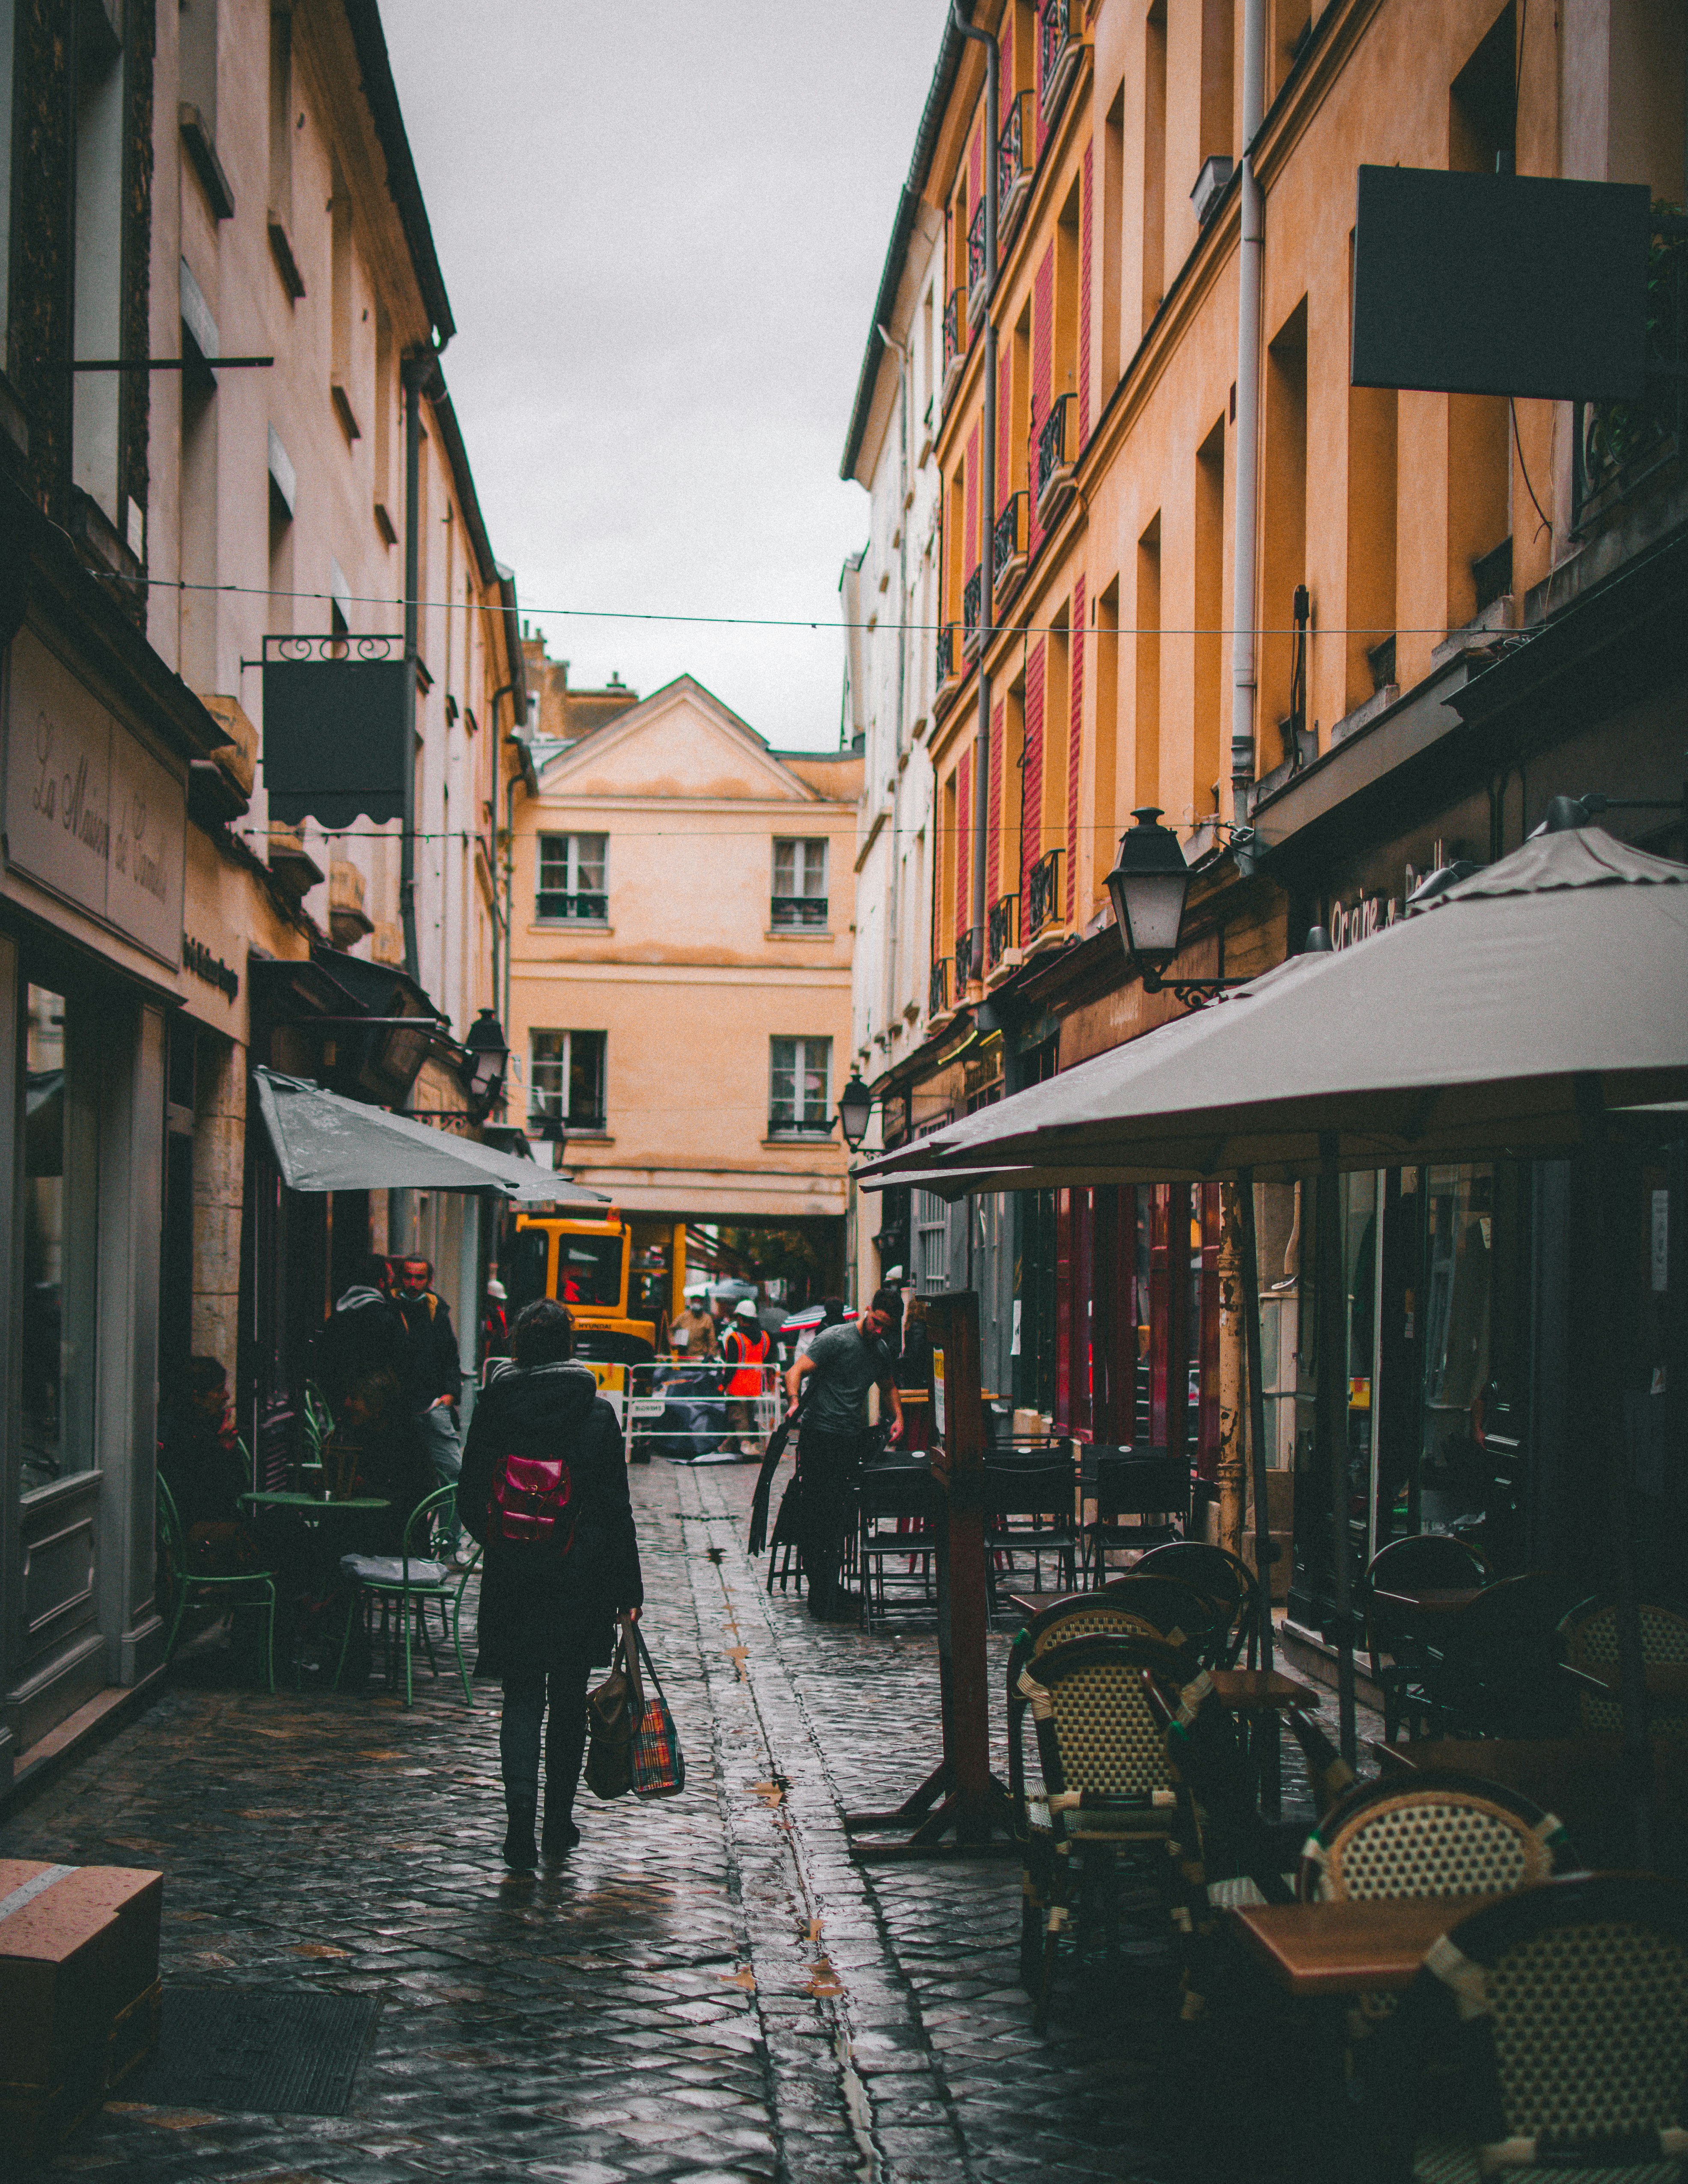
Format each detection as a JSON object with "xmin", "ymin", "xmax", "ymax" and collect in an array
[
  {"xmin": 1417, "ymin": 1164, "xmax": 1493, "ymax": 1535},
  {"xmin": 21, "ymin": 985, "xmax": 96, "ymax": 1496}
]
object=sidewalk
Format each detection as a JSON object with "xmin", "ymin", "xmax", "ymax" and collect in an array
[{"xmin": 2, "ymin": 1461, "xmax": 1353, "ymax": 2183}]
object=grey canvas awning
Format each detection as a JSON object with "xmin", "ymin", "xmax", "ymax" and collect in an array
[{"xmin": 253, "ymin": 1068, "xmax": 603, "ymax": 1203}]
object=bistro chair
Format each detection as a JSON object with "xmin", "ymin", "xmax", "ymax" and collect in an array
[
  {"xmin": 1299, "ymin": 1769, "xmax": 1577, "ymax": 1905},
  {"xmin": 857, "ymin": 1460, "xmax": 939, "ymax": 1630},
  {"xmin": 765, "ymin": 1473, "xmax": 804, "ymax": 1596},
  {"xmin": 1013, "ymin": 1633, "xmax": 1191, "ymax": 2030},
  {"xmin": 1084, "ymin": 1448, "xmax": 1190, "ymax": 1579},
  {"xmin": 334, "ymin": 1485, "xmax": 480, "ymax": 1707},
  {"xmin": 983, "ymin": 1446, "xmax": 1081, "ymax": 1607},
  {"xmin": 1560, "ymin": 1596, "xmax": 1688, "ymax": 1741},
  {"xmin": 1363, "ymin": 1534, "xmax": 1496, "ymax": 1743},
  {"xmin": 1133, "ymin": 1540, "xmax": 1263, "ymax": 1668},
  {"xmin": 1381, "ymin": 1874, "xmax": 1688, "ymax": 2184},
  {"xmin": 156, "ymin": 1475, "xmax": 277, "ymax": 1695},
  {"xmin": 1426, "ymin": 1572, "xmax": 1587, "ymax": 1739},
  {"xmin": 1099, "ymin": 1571, "xmax": 1231, "ymax": 1668}
]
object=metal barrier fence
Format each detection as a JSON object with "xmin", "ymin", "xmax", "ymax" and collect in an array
[{"xmin": 622, "ymin": 1360, "xmax": 787, "ymax": 1464}]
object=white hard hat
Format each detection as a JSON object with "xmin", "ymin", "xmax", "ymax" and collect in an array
[
  {"xmin": 735, "ymin": 1297, "xmax": 759, "ymax": 1320},
  {"xmin": 485, "ymin": 1279, "xmax": 507, "ymax": 1300}
]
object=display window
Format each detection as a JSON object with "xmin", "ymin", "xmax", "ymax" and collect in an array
[{"xmin": 21, "ymin": 980, "xmax": 99, "ymax": 1500}]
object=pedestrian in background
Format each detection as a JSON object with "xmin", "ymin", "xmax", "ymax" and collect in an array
[
  {"xmin": 793, "ymin": 1296, "xmax": 845, "ymax": 1363},
  {"xmin": 785, "ymin": 1289, "xmax": 903, "ymax": 1619},
  {"xmin": 482, "ymin": 1277, "xmax": 510, "ymax": 1362},
  {"xmin": 669, "ymin": 1292, "xmax": 716, "ymax": 1359},
  {"xmin": 396, "ymin": 1257, "xmax": 466, "ymax": 1551},
  {"xmin": 723, "ymin": 1296, "xmax": 771, "ymax": 1455},
  {"xmin": 319, "ymin": 1255, "xmax": 406, "ymax": 1412},
  {"xmin": 459, "ymin": 1299, "xmax": 643, "ymax": 1869}
]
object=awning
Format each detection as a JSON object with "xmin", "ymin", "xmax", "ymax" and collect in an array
[{"xmin": 253, "ymin": 1068, "xmax": 603, "ymax": 1202}]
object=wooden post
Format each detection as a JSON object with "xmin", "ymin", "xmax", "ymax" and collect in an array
[{"xmin": 1216, "ymin": 1182, "xmax": 1247, "ymax": 1559}]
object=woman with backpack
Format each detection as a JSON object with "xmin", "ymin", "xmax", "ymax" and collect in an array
[{"xmin": 459, "ymin": 1298, "xmax": 643, "ymax": 1869}]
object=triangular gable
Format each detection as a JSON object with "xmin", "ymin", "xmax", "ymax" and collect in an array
[{"xmin": 536, "ymin": 675, "xmax": 821, "ymax": 802}]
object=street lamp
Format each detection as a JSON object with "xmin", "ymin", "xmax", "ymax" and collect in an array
[
  {"xmin": 1104, "ymin": 807, "xmax": 1250, "ymax": 1009},
  {"xmin": 838, "ymin": 1073, "xmax": 874, "ymax": 1150},
  {"xmin": 464, "ymin": 1008, "xmax": 510, "ymax": 1118}
]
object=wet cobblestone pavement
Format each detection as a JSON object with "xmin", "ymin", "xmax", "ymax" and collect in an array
[{"xmin": 3, "ymin": 1461, "xmax": 1365, "ymax": 2183}]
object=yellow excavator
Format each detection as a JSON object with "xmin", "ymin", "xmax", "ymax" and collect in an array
[{"xmin": 504, "ymin": 1209, "xmax": 685, "ymax": 1427}]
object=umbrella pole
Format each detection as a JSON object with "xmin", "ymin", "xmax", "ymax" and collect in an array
[
  {"xmin": 1238, "ymin": 1167, "xmax": 1280, "ymax": 1814},
  {"xmin": 1317, "ymin": 1135, "xmax": 1358, "ymax": 1767}
]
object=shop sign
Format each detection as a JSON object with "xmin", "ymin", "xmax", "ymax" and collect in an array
[
  {"xmin": 3, "ymin": 629, "xmax": 186, "ymax": 968},
  {"xmin": 182, "ymin": 934, "xmax": 239, "ymax": 1000},
  {"xmin": 1328, "ymin": 893, "xmax": 1403, "ymax": 950}
]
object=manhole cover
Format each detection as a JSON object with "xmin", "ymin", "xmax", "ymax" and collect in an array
[{"xmin": 127, "ymin": 1988, "xmax": 379, "ymax": 2116}]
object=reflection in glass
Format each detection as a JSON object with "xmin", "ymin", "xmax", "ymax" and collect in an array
[
  {"xmin": 1420, "ymin": 1164, "xmax": 1492, "ymax": 1532},
  {"xmin": 22, "ymin": 987, "xmax": 67, "ymax": 1493}
]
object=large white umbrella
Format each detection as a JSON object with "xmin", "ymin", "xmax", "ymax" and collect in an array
[{"xmin": 861, "ymin": 827, "xmax": 1688, "ymax": 1842}]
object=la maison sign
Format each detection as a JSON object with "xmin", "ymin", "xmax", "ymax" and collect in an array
[{"xmin": 3, "ymin": 629, "xmax": 186, "ymax": 967}]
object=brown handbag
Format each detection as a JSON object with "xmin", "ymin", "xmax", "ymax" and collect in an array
[{"xmin": 584, "ymin": 1617, "xmax": 644, "ymax": 1801}]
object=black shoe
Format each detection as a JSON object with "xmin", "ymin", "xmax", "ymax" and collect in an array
[
  {"xmin": 502, "ymin": 1797, "xmax": 538, "ymax": 1870},
  {"xmin": 542, "ymin": 1813, "xmax": 581, "ymax": 1857}
]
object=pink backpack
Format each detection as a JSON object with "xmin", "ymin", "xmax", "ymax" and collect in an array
[{"xmin": 491, "ymin": 1453, "xmax": 576, "ymax": 1549}]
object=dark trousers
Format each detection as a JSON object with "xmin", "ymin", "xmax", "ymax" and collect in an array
[
  {"xmin": 500, "ymin": 1657, "xmax": 592, "ymax": 1814},
  {"xmin": 798, "ymin": 1427, "xmax": 872, "ymax": 1617}
]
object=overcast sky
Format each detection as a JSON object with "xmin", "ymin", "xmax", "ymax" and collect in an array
[{"xmin": 382, "ymin": 5, "xmax": 943, "ymax": 752}]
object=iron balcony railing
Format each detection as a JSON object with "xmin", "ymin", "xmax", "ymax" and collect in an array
[
  {"xmin": 1026, "ymin": 846, "xmax": 1063, "ymax": 938},
  {"xmin": 929, "ymin": 954, "xmax": 950, "ymax": 1018},
  {"xmin": 993, "ymin": 492, "xmax": 1028, "ymax": 603},
  {"xmin": 1574, "ymin": 218, "xmax": 1687, "ymax": 534},
  {"xmin": 936, "ymin": 620, "xmax": 957, "ymax": 688},
  {"xmin": 1040, "ymin": 0, "xmax": 1081, "ymax": 123},
  {"xmin": 954, "ymin": 925, "xmax": 976, "ymax": 991},
  {"xmin": 771, "ymin": 894, "xmax": 828, "ymax": 929},
  {"xmin": 536, "ymin": 890, "xmax": 609, "ymax": 922},
  {"xmin": 942, "ymin": 285, "xmax": 966, "ymax": 403},
  {"xmin": 1035, "ymin": 391, "xmax": 1078, "ymax": 523},
  {"xmin": 988, "ymin": 893, "xmax": 1017, "ymax": 969},
  {"xmin": 962, "ymin": 564, "xmax": 985, "ymax": 656},
  {"xmin": 999, "ymin": 90, "xmax": 1035, "ymax": 244},
  {"xmin": 968, "ymin": 199, "xmax": 988, "ymax": 326},
  {"xmin": 768, "ymin": 1110, "xmax": 834, "ymax": 1138}
]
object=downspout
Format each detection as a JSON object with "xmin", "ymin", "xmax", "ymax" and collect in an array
[
  {"xmin": 401, "ymin": 349, "xmax": 439, "ymax": 984},
  {"xmin": 1229, "ymin": 0, "xmax": 1267, "ymax": 842},
  {"xmin": 877, "ymin": 320, "xmax": 913, "ymax": 1052},
  {"xmin": 485, "ymin": 680, "xmax": 514, "ymax": 1075},
  {"xmin": 953, "ymin": 1, "xmax": 996, "ymax": 999}
]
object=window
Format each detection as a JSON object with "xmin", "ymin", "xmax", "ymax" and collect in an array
[
  {"xmin": 536, "ymin": 833, "xmax": 607, "ymax": 922},
  {"xmin": 915, "ymin": 1189, "xmax": 950, "ymax": 1294},
  {"xmin": 771, "ymin": 838, "xmax": 828, "ymax": 928},
  {"xmin": 530, "ymin": 1030, "xmax": 606, "ymax": 1131},
  {"xmin": 21, "ymin": 984, "xmax": 97, "ymax": 1498},
  {"xmin": 769, "ymin": 1036, "xmax": 831, "ymax": 1133}
]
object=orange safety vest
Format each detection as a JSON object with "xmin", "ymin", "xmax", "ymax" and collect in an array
[{"xmin": 724, "ymin": 1324, "xmax": 770, "ymax": 1396}]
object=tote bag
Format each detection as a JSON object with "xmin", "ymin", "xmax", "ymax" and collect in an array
[{"xmin": 629, "ymin": 1627, "xmax": 685, "ymax": 1799}]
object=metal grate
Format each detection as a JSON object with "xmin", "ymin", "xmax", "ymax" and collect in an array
[{"xmin": 129, "ymin": 1988, "xmax": 379, "ymax": 2117}]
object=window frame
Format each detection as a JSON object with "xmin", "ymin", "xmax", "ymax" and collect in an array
[
  {"xmin": 771, "ymin": 836, "xmax": 829, "ymax": 930},
  {"xmin": 536, "ymin": 831, "xmax": 609, "ymax": 924},
  {"xmin": 768, "ymin": 1034, "xmax": 833, "ymax": 1137},
  {"xmin": 528, "ymin": 1027, "xmax": 607, "ymax": 1133}
]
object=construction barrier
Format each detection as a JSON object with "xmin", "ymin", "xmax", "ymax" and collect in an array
[{"xmin": 624, "ymin": 1360, "xmax": 786, "ymax": 1464}]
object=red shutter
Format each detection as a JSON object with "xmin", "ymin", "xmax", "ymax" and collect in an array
[
  {"xmin": 1066, "ymin": 574, "xmax": 1085, "ymax": 921},
  {"xmin": 1030, "ymin": 245, "xmax": 1054, "ymax": 556},
  {"xmin": 1022, "ymin": 640, "xmax": 1045, "ymax": 887},
  {"xmin": 965, "ymin": 420, "xmax": 980, "ymax": 574},
  {"xmin": 956, "ymin": 746, "xmax": 972, "ymax": 948},
  {"xmin": 1079, "ymin": 141, "xmax": 1094, "ymax": 443},
  {"xmin": 987, "ymin": 695, "xmax": 1005, "ymax": 904}
]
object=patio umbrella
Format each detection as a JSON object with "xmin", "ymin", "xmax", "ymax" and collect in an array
[{"xmin": 859, "ymin": 827, "xmax": 1688, "ymax": 1854}]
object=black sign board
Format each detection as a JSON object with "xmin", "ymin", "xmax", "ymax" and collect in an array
[
  {"xmin": 1351, "ymin": 166, "xmax": 1650, "ymax": 402},
  {"xmin": 262, "ymin": 639, "xmax": 411, "ymax": 828}
]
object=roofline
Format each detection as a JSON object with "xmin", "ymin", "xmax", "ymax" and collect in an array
[
  {"xmin": 340, "ymin": 0, "xmax": 457, "ymax": 347},
  {"xmin": 838, "ymin": 3, "xmax": 974, "ymax": 483},
  {"xmin": 428, "ymin": 372, "xmax": 497, "ymax": 586},
  {"xmin": 495, "ymin": 563, "xmax": 529, "ymax": 734}
]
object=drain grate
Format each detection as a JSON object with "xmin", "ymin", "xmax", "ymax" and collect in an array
[{"xmin": 128, "ymin": 1988, "xmax": 379, "ymax": 2116}]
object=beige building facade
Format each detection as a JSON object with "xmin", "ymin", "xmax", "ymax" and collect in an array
[{"xmin": 506, "ymin": 662, "xmax": 861, "ymax": 1241}]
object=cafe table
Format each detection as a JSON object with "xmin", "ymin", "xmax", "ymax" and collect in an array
[
  {"xmin": 240, "ymin": 1491, "xmax": 391, "ymax": 1516},
  {"xmin": 1367, "ymin": 1585, "xmax": 1483, "ymax": 1618},
  {"xmin": 1228, "ymin": 1893, "xmax": 1504, "ymax": 1997},
  {"xmin": 239, "ymin": 1493, "xmax": 393, "ymax": 1683}
]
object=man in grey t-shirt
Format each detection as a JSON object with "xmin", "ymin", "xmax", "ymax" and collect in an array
[{"xmin": 784, "ymin": 1291, "xmax": 904, "ymax": 1620}]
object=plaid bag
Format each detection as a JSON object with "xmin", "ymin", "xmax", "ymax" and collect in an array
[{"xmin": 629, "ymin": 1627, "xmax": 685, "ymax": 1799}]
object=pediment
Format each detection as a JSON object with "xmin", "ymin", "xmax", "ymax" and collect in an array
[{"xmin": 538, "ymin": 676, "xmax": 819, "ymax": 803}]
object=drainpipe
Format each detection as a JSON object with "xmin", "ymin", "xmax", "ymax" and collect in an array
[
  {"xmin": 1229, "ymin": 0, "xmax": 1267, "ymax": 841},
  {"xmin": 484, "ymin": 680, "xmax": 514, "ymax": 1085},
  {"xmin": 953, "ymin": 1, "xmax": 996, "ymax": 999},
  {"xmin": 877, "ymin": 321, "xmax": 913, "ymax": 1051},
  {"xmin": 401, "ymin": 349, "xmax": 439, "ymax": 985}
]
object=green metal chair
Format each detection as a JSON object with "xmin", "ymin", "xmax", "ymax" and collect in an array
[
  {"xmin": 333, "ymin": 1485, "xmax": 480, "ymax": 1706},
  {"xmin": 155, "ymin": 1473, "xmax": 277, "ymax": 1693}
]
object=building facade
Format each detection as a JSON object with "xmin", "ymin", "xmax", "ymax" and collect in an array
[
  {"xmin": 504, "ymin": 652, "xmax": 861, "ymax": 1286},
  {"xmin": 845, "ymin": 0, "xmax": 1687, "ymax": 1629},
  {"xmin": 0, "ymin": 0, "xmax": 522, "ymax": 1786}
]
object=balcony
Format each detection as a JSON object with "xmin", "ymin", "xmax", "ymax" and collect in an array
[
  {"xmin": 1035, "ymin": 391, "xmax": 1078, "ymax": 527},
  {"xmin": 987, "ymin": 892, "xmax": 1018, "ymax": 971},
  {"xmin": 1039, "ymin": 0, "xmax": 1081, "ymax": 125},
  {"xmin": 954, "ymin": 925, "xmax": 976, "ymax": 993},
  {"xmin": 771, "ymin": 893, "xmax": 828, "ymax": 930},
  {"xmin": 999, "ymin": 91, "xmax": 1035, "ymax": 247},
  {"xmin": 929, "ymin": 954, "xmax": 951, "ymax": 1019},
  {"xmin": 967, "ymin": 199, "xmax": 989, "ymax": 328},
  {"xmin": 993, "ymin": 492, "xmax": 1028, "ymax": 608},
  {"xmin": 942, "ymin": 286, "xmax": 967, "ymax": 409},
  {"xmin": 935, "ymin": 622, "xmax": 964, "ymax": 715},
  {"xmin": 962, "ymin": 564, "xmax": 985, "ymax": 660},
  {"xmin": 1574, "ymin": 216, "xmax": 1687, "ymax": 534},
  {"xmin": 1025, "ymin": 846, "xmax": 1064, "ymax": 941}
]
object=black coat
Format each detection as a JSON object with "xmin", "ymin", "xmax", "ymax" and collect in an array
[
  {"xmin": 319, "ymin": 1287, "xmax": 407, "ymax": 1410},
  {"xmin": 397, "ymin": 1290, "xmax": 462, "ymax": 1412},
  {"xmin": 459, "ymin": 1360, "xmax": 643, "ymax": 1675}
]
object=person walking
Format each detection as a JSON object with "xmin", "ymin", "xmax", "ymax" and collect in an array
[
  {"xmin": 482, "ymin": 1278, "xmax": 511, "ymax": 1362},
  {"xmin": 459, "ymin": 1300, "xmax": 643, "ymax": 1869},
  {"xmin": 784, "ymin": 1289, "xmax": 903, "ymax": 1619},
  {"xmin": 319, "ymin": 1255, "xmax": 406, "ymax": 1412},
  {"xmin": 395, "ymin": 1257, "xmax": 465, "ymax": 1547},
  {"xmin": 722, "ymin": 1297, "xmax": 771, "ymax": 1456},
  {"xmin": 669, "ymin": 1292, "xmax": 717, "ymax": 1359}
]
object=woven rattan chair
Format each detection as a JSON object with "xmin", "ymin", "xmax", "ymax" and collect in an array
[
  {"xmin": 1560, "ymin": 1597, "xmax": 1688, "ymax": 1741},
  {"xmin": 1133, "ymin": 1541, "xmax": 1263, "ymax": 1668},
  {"xmin": 1384, "ymin": 1874, "xmax": 1688, "ymax": 2183},
  {"xmin": 1098, "ymin": 1571, "xmax": 1230, "ymax": 1667},
  {"xmin": 1015, "ymin": 1633, "xmax": 1190, "ymax": 2032},
  {"xmin": 1299, "ymin": 1770, "xmax": 1577, "ymax": 1904},
  {"xmin": 1428, "ymin": 1573, "xmax": 1587, "ymax": 1739}
]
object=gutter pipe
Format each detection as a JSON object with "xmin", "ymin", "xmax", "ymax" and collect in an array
[
  {"xmin": 952, "ymin": 1, "xmax": 996, "ymax": 999},
  {"xmin": 877, "ymin": 320, "xmax": 913, "ymax": 1060},
  {"xmin": 400, "ymin": 349, "xmax": 438, "ymax": 985},
  {"xmin": 1230, "ymin": 0, "xmax": 1267, "ymax": 841}
]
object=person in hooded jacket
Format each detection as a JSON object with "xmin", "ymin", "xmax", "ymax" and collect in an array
[
  {"xmin": 459, "ymin": 1298, "xmax": 643, "ymax": 1868},
  {"xmin": 319, "ymin": 1256, "xmax": 406, "ymax": 1412}
]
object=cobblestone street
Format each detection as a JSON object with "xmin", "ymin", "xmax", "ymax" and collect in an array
[{"xmin": 3, "ymin": 1462, "xmax": 1336, "ymax": 2184}]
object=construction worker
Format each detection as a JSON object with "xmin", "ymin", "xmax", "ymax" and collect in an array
[{"xmin": 722, "ymin": 1296, "xmax": 771, "ymax": 1457}]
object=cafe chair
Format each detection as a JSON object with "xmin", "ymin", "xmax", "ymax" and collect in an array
[
  {"xmin": 765, "ymin": 1474, "xmax": 804, "ymax": 1596},
  {"xmin": 156, "ymin": 1475, "xmax": 277, "ymax": 1695},
  {"xmin": 1014, "ymin": 1633, "xmax": 1191, "ymax": 2032},
  {"xmin": 983, "ymin": 1447, "xmax": 1080, "ymax": 1609},
  {"xmin": 1428, "ymin": 1572, "xmax": 1587, "ymax": 1739},
  {"xmin": 334, "ymin": 1485, "xmax": 481, "ymax": 1707},
  {"xmin": 857, "ymin": 1461, "xmax": 938, "ymax": 1630},
  {"xmin": 1560, "ymin": 1596, "xmax": 1688, "ymax": 1741},
  {"xmin": 1381, "ymin": 1874, "xmax": 1688, "ymax": 2184},
  {"xmin": 1098, "ymin": 1571, "xmax": 1231, "ymax": 1668},
  {"xmin": 1083, "ymin": 1448, "xmax": 1190, "ymax": 1580},
  {"xmin": 1299, "ymin": 1770, "xmax": 1578, "ymax": 1905},
  {"xmin": 1363, "ymin": 1534, "xmax": 1496, "ymax": 1743},
  {"xmin": 1132, "ymin": 1541, "xmax": 1263, "ymax": 1668}
]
